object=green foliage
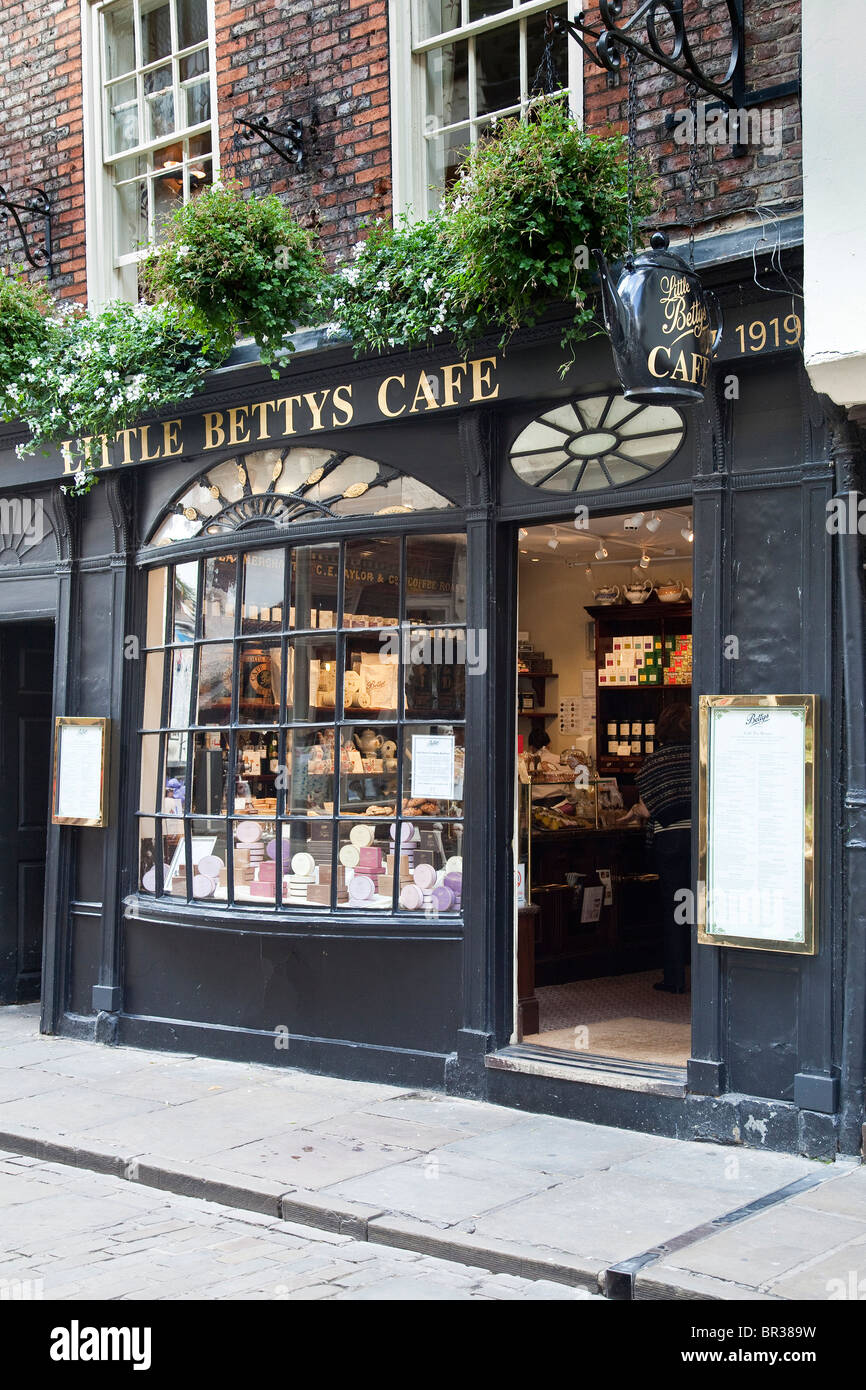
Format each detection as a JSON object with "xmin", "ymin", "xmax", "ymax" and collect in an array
[
  {"xmin": 319, "ymin": 213, "xmax": 476, "ymax": 355},
  {"xmin": 0, "ymin": 272, "xmax": 54, "ymax": 420},
  {"xmin": 143, "ymin": 180, "xmax": 323, "ymax": 371},
  {"xmin": 0, "ymin": 283, "xmax": 227, "ymax": 480},
  {"xmin": 444, "ymin": 100, "xmax": 655, "ymax": 358}
]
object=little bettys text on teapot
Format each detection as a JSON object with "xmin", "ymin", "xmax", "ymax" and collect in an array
[{"xmin": 593, "ymin": 232, "xmax": 723, "ymax": 405}]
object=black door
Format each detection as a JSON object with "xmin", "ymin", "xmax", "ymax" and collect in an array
[{"xmin": 0, "ymin": 624, "xmax": 54, "ymax": 1003}]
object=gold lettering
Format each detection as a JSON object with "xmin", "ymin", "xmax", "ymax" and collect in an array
[
  {"xmin": 274, "ymin": 396, "xmax": 303, "ymax": 435},
  {"xmin": 203, "ymin": 412, "xmax": 226, "ymax": 450},
  {"xmin": 228, "ymin": 406, "xmax": 251, "ymax": 447},
  {"xmin": 647, "ymin": 346, "xmax": 670, "ymax": 378},
  {"xmin": 409, "ymin": 371, "xmax": 439, "ymax": 414},
  {"xmin": 331, "ymin": 383, "xmax": 354, "ymax": 426},
  {"xmin": 249, "ymin": 400, "xmax": 275, "ymax": 440},
  {"xmin": 114, "ymin": 428, "xmax": 137, "ymax": 465},
  {"xmin": 138, "ymin": 425, "xmax": 162, "ymax": 463},
  {"xmin": 97, "ymin": 435, "xmax": 112, "ymax": 470},
  {"xmin": 670, "ymin": 351, "xmax": 690, "ymax": 382},
  {"xmin": 61, "ymin": 441, "xmax": 76, "ymax": 474},
  {"xmin": 470, "ymin": 356, "xmax": 499, "ymax": 402},
  {"xmin": 303, "ymin": 390, "xmax": 331, "ymax": 431},
  {"xmin": 378, "ymin": 374, "xmax": 406, "ymax": 418},
  {"xmin": 441, "ymin": 362, "xmax": 468, "ymax": 408},
  {"xmin": 162, "ymin": 420, "xmax": 183, "ymax": 457}
]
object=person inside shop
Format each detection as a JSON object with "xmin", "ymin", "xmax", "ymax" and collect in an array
[{"xmin": 618, "ymin": 702, "xmax": 692, "ymax": 993}]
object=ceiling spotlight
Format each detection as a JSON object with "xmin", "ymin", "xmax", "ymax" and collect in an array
[
  {"xmin": 547, "ymin": 528, "xmax": 560, "ymax": 551},
  {"xmin": 585, "ymin": 565, "xmax": 593, "ymax": 580},
  {"xmin": 639, "ymin": 551, "xmax": 651, "ymax": 570},
  {"xmin": 646, "ymin": 513, "xmax": 661, "ymax": 534},
  {"xmin": 518, "ymin": 528, "xmax": 528, "ymax": 540},
  {"xmin": 530, "ymin": 557, "xmax": 540, "ymax": 563},
  {"xmin": 594, "ymin": 543, "xmax": 608, "ymax": 559},
  {"xmin": 624, "ymin": 512, "xmax": 645, "ymax": 532},
  {"xmin": 681, "ymin": 526, "xmax": 695, "ymax": 543}
]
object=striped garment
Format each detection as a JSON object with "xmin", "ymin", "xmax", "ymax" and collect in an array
[{"xmin": 636, "ymin": 742, "xmax": 692, "ymax": 829}]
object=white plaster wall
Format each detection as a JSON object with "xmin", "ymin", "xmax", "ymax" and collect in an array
[{"xmin": 802, "ymin": 0, "xmax": 866, "ymax": 406}]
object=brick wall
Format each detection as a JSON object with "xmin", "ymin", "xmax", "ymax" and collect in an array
[
  {"xmin": 214, "ymin": 0, "xmax": 391, "ymax": 268},
  {"xmin": 0, "ymin": 0, "xmax": 85, "ymax": 300},
  {"xmin": 582, "ymin": 0, "xmax": 802, "ymax": 244},
  {"xmin": 0, "ymin": 0, "xmax": 801, "ymax": 307}
]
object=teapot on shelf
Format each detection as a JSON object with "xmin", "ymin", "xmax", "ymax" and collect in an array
[
  {"xmin": 592, "ymin": 583, "xmax": 621, "ymax": 606},
  {"xmin": 622, "ymin": 577, "xmax": 654, "ymax": 605},
  {"xmin": 353, "ymin": 728, "xmax": 384, "ymax": 758},
  {"xmin": 656, "ymin": 577, "xmax": 692, "ymax": 603}
]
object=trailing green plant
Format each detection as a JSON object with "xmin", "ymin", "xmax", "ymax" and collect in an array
[
  {"xmin": 0, "ymin": 284, "xmax": 228, "ymax": 479},
  {"xmin": 143, "ymin": 179, "xmax": 324, "ymax": 372},
  {"xmin": 0, "ymin": 271, "xmax": 55, "ymax": 420},
  {"xmin": 444, "ymin": 99, "xmax": 656, "ymax": 359},
  {"xmin": 319, "ymin": 212, "xmax": 476, "ymax": 355}
]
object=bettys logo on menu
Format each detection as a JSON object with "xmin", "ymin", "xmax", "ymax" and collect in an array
[{"xmin": 745, "ymin": 712, "xmax": 770, "ymax": 728}]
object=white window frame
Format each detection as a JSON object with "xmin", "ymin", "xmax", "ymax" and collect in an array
[
  {"xmin": 82, "ymin": 0, "xmax": 220, "ymax": 306},
  {"xmin": 389, "ymin": 1, "xmax": 584, "ymax": 219}
]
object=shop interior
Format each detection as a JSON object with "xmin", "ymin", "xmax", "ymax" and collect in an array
[{"xmin": 515, "ymin": 507, "xmax": 694, "ymax": 1070}]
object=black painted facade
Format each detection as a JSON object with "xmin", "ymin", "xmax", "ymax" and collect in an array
[{"xmin": 1, "ymin": 242, "xmax": 863, "ymax": 1160}]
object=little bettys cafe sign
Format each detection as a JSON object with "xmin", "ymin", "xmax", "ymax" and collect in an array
[
  {"xmin": 593, "ymin": 233, "xmax": 722, "ymax": 405},
  {"xmin": 54, "ymin": 356, "xmax": 502, "ymax": 478}
]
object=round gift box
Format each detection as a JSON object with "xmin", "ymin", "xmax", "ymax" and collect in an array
[
  {"xmin": 413, "ymin": 862, "xmax": 437, "ymax": 891},
  {"xmin": 339, "ymin": 844, "xmax": 360, "ymax": 868},
  {"xmin": 198, "ymin": 855, "xmax": 224, "ymax": 878},
  {"xmin": 399, "ymin": 883, "xmax": 423, "ymax": 911},
  {"xmin": 431, "ymin": 885, "xmax": 454, "ymax": 911},
  {"xmin": 291, "ymin": 851, "xmax": 315, "ymax": 878},
  {"xmin": 141, "ymin": 864, "xmax": 171, "ymax": 893},
  {"xmin": 192, "ymin": 873, "xmax": 216, "ymax": 899},
  {"xmin": 236, "ymin": 821, "xmax": 262, "ymax": 844},
  {"xmin": 348, "ymin": 873, "xmax": 375, "ymax": 901},
  {"xmin": 349, "ymin": 824, "xmax": 375, "ymax": 848}
]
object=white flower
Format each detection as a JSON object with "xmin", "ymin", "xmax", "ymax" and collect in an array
[{"xmin": 175, "ymin": 244, "xmax": 190, "ymax": 259}]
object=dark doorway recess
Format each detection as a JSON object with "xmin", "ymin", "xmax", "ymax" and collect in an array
[{"xmin": 0, "ymin": 622, "xmax": 54, "ymax": 1003}]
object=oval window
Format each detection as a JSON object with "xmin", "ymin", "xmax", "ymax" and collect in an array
[{"xmin": 510, "ymin": 392, "xmax": 685, "ymax": 493}]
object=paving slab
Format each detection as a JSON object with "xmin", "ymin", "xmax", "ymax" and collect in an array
[
  {"xmin": 0, "ymin": 1084, "xmax": 166, "ymax": 1136},
  {"xmin": 439, "ymin": 1113, "xmax": 660, "ymax": 1177},
  {"xmin": 325, "ymin": 1150, "xmax": 562, "ymax": 1227},
  {"xmin": 306, "ymin": 1109, "xmax": 468, "ymax": 1152},
  {"xmin": 362, "ymin": 1091, "xmax": 527, "ymax": 1137},
  {"xmin": 203, "ymin": 1127, "xmax": 421, "ymax": 1191},
  {"xmin": 471, "ymin": 1168, "xmax": 762, "ymax": 1266},
  {"xmin": 765, "ymin": 1232, "xmax": 866, "ymax": 1299},
  {"xmin": 661, "ymin": 1204, "xmax": 866, "ymax": 1286},
  {"xmin": 784, "ymin": 1167, "xmax": 866, "ymax": 1221},
  {"xmin": 612, "ymin": 1140, "xmax": 820, "ymax": 1200}
]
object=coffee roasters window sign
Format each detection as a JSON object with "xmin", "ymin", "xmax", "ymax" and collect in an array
[{"xmin": 138, "ymin": 532, "xmax": 467, "ymax": 915}]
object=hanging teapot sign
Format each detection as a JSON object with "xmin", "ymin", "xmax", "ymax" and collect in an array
[{"xmin": 593, "ymin": 233, "xmax": 722, "ymax": 405}]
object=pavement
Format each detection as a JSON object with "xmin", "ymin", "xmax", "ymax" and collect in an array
[{"xmin": 0, "ymin": 1004, "xmax": 864, "ymax": 1301}]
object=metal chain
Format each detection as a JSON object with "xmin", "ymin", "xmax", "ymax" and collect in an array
[
  {"xmin": 530, "ymin": 11, "xmax": 560, "ymax": 98},
  {"xmin": 686, "ymin": 81, "xmax": 699, "ymax": 269},
  {"xmin": 626, "ymin": 52, "xmax": 639, "ymax": 263}
]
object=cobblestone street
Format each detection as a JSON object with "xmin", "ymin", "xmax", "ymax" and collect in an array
[{"xmin": 0, "ymin": 1150, "xmax": 597, "ymax": 1301}]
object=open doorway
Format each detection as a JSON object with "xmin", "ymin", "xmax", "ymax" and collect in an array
[
  {"xmin": 514, "ymin": 507, "xmax": 693, "ymax": 1069},
  {"xmin": 0, "ymin": 622, "xmax": 55, "ymax": 1004}
]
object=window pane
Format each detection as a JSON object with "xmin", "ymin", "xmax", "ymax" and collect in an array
[
  {"xmin": 115, "ymin": 178, "xmax": 147, "ymax": 258},
  {"xmin": 413, "ymin": 0, "xmax": 462, "ymax": 41},
  {"xmin": 344, "ymin": 538, "xmax": 401, "ymax": 625},
  {"xmin": 404, "ymin": 628, "xmax": 467, "ymax": 718},
  {"xmin": 138, "ymin": 818, "xmax": 161, "ymax": 893},
  {"xmin": 191, "ymin": 731, "xmax": 228, "ymax": 814},
  {"xmin": 145, "ymin": 66, "xmax": 176, "ymax": 140},
  {"xmin": 142, "ymin": 652, "xmax": 165, "ymax": 730},
  {"xmin": 161, "ymin": 817, "xmax": 188, "ymax": 897},
  {"xmin": 339, "ymin": 724, "xmax": 400, "ymax": 815},
  {"xmin": 238, "ymin": 641, "xmax": 281, "ymax": 723},
  {"xmin": 232, "ymin": 817, "xmax": 278, "ymax": 905},
  {"xmin": 139, "ymin": 735, "xmax": 161, "ymax": 813},
  {"xmin": 196, "ymin": 642, "xmax": 233, "ymax": 724},
  {"xmin": 189, "ymin": 818, "xmax": 228, "ymax": 900},
  {"xmin": 426, "ymin": 41, "xmax": 469, "ymax": 128},
  {"xmin": 287, "ymin": 636, "xmax": 337, "ymax": 722},
  {"xmin": 291, "ymin": 544, "xmax": 339, "ymax": 630},
  {"xmin": 406, "ymin": 534, "xmax": 467, "ymax": 623},
  {"xmin": 142, "ymin": 2, "xmax": 172, "ymax": 63},
  {"xmin": 185, "ymin": 79, "xmax": 211, "ymax": 126},
  {"xmin": 163, "ymin": 730, "xmax": 188, "ymax": 801},
  {"xmin": 172, "ymin": 561, "xmax": 198, "ymax": 641},
  {"xmin": 403, "ymin": 725, "xmax": 465, "ymax": 812},
  {"xmin": 426, "ymin": 125, "xmax": 470, "ymax": 205},
  {"xmin": 476, "ymin": 23, "xmax": 520, "ymax": 117},
  {"xmin": 242, "ymin": 549, "xmax": 285, "ymax": 634},
  {"xmin": 395, "ymin": 818, "xmax": 463, "ymax": 915},
  {"xmin": 146, "ymin": 567, "xmax": 168, "ymax": 647},
  {"xmin": 337, "ymin": 821, "xmax": 395, "ymax": 909},
  {"xmin": 468, "ymin": 1, "xmax": 513, "ymax": 19},
  {"xmin": 104, "ymin": 6, "xmax": 136, "ymax": 80},
  {"xmin": 202, "ymin": 555, "xmax": 237, "ymax": 639},
  {"xmin": 284, "ymin": 729, "xmax": 336, "ymax": 815},
  {"xmin": 527, "ymin": 5, "xmax": 567, "ymax": 93},
  {"xmin": 177, "ymin": 0, "xmax": 209, "ymax": 48},
  {"xmin": 153, "ymin": 170, "xmax": 184, "ymax": 239},
  {"xmin": 344, "ymin": 632, "xmax": 399, "ymax": 718},
  {"xmin": 168, "ymin": 647, "xmax": 194, "ymax": 726},
  {"xmin": 108, "ymin": 79, "xmax": 138, "ymax": 154}
]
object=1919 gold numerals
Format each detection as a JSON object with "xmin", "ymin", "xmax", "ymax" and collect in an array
[{"xmin": 734, "ymin": 313, "xmax": 802, "ymax": 354}]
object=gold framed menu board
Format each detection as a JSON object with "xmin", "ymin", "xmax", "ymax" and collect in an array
[
  {"xmin": 698, "ymin": 695, "xmax": 816, "ymax": 954},
  {"xmin": 52, "ymin": 717, "xmax": 110, "ymax": 828}
]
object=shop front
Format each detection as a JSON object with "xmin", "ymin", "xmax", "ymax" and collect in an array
[{"xmin": 0, "ymin": 250, "xmax": 859, "ymax": 1159}]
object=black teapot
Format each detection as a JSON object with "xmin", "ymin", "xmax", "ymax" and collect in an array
[{"xmin": 592, "ymin": 233, "xmax": 722, "ymax": 405}]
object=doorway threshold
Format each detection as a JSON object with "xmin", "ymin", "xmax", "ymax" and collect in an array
[{"xmin": 486, "ymin": 1043, "xmax": 687, "ymax": 1098}]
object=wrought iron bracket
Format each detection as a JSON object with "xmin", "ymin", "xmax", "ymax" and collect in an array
[
  {"xmin": 556, "ymin": 2, "xmax": 799, "ymax": 113},
  {"xmin": 0, "ymin": 185, "xmax": 53, "ymax": 276},
  {"xmin": 234, "ymin": 114, "xmax": 304, "ymax": 169}
]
